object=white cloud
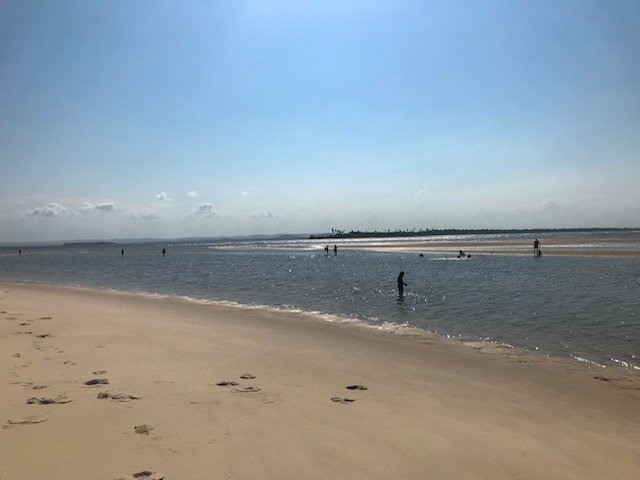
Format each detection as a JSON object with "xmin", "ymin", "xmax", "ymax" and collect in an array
[
  {"xmin": 241, "ymin": 191, "xmax": 249, "ymax": 196},
  {"xmin": 194, "ymin": 203, "xmax": 217, "ymax": 217},
  {"xmin": 157, "ymin": 192, "xmax": 172, "ymax": 202},
  {"xmin": 26, "ymin": 203, "xmax": 68, "ymax": 218},
  {"xmin": 251, "ymin": 210, "xmax": 274, "ymax": 220},
  {"xmin": 132, "ymin": 212, "xmax": 162, "ymax": 220},
  {"xmin": 186, "ymin": 190, "xmax": 198, "ymax": 198},
  {"xmin": 415, "ymin": 190, "xmax": 432, "ymax": 200},
  {"xmin": 79, "ymin": 202, "xmax": 115, "ymax": 213}
]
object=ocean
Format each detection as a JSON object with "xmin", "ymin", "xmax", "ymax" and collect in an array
[{"xmin": 1, "ymin": 232, "xmax": 638, "ymax": 371}]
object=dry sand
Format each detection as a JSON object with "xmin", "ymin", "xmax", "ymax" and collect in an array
[{"xmin": 1, "ymin": 282, "xmax": 639, "ymax": 479}]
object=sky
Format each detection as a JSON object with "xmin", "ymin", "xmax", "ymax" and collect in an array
[{"xmin": 1, "ymin": 0, "xmax": 639, "ymax": 243}]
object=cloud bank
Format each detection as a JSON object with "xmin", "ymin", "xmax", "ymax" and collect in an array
[
  {"xmin": 26, "ymin": 203, "xmax": 68, "ymax": 218},
  {"xmin": 157, "ymin": 192, "xmax": 172, "ymax": 203},
  {"xmin": 79, "ymin": 202, "xmax": 115, "ymax": 213},
  {"xmin": 194, "ymin": 203, "xmax": 216, "ymax": 217}
]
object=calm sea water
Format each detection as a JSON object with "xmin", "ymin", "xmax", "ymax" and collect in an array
[{"xmin": 1, "ymin": 235, "xmax": 638, "ymax": 370}]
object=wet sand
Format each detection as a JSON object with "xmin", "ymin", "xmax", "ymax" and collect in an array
[
  {"xmin": 340, "ymin": 235, "xmax": 640, "ymax": 257},
  {"xmin": 1, "ymin": 282, "xmax": 639, "ymax": 479}
]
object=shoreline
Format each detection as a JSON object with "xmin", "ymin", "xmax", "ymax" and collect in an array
[
  {"xmin": 3, "ymin": 233, "xmax": 640, "ymax": 258},
  {"xmin": 2, "ymin": 282, "xmax": 639, "ymax": 479},
  {"xmin": 3, "ymin": 279, "xmax": 638, "ymax": 374}
]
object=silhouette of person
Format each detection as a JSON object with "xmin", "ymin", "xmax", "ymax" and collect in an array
[
  {"xmin": 18, "ymin": 249, "xmax": 21, "ymax": 256},
  {"xmin": 397, "ymin": 271, "xmax": 407, "ymax": 298},
  {"xmin": 162, "ymin": 248, "xmax": 166, "ymax": 257},
  {"xmin": 418, "ymin": 253, "xmax": 424, "ymax": 257},
  {"xmin": 458, "ymin": 250, "xmax": 465, "ymax": 258},
  {"xmin": 334, "ymin": 245, "xmax": 338, "ymax": 256},
  {"xmin": 533, "ymin": 239, "xmax": 540, "ymax": 255},
  {"xmin": 121, "ymin": 249, "xmax": 124, "ymax": 256},
  {"xmin": 325, "ymin": 245, "xmax": 329, "ymax": 255}
]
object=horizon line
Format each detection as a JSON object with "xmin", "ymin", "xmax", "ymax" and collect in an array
[{"xmin": 2, "ymin": 227, "xmax": 639, "ymax": 248}]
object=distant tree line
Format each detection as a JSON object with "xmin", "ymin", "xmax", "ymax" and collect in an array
[{"xmin": 309, "ymin": 227, "xmax": 637, "ymax": 240}]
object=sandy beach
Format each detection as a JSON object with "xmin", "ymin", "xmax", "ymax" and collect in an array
[{"xmin": 1, "ymin": 282, "xmax": 639, "ymax": 479}]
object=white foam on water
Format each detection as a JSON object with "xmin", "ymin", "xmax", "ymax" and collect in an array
[
  {"xmin": 610, "ymin": 358, "xmax": 640, "ymax": 371},
  {"xmin": 571, "ymin": 355, "xmax": 607, "ymax": 369},
  {"xmin": 2, "ymin": 236, "xmax": 639, "ymax": 374}
]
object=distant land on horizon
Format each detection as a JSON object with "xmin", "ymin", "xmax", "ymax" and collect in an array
[
  {"xmin": 309, "ymin": 227, "xmax": 640, "ymax": 240},
  {"xmin": 2, "ymin": 228, "xmax": 639, "ymax": 249},
  {"xmin": 62, "ymin": 241, "xmax": 117, "ymax": 247},
  {"xmin": 0, "ymin": 233, "xmax": 308, "ymax": 249}
]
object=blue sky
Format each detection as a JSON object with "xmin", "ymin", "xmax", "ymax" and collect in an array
[{"xmin": 1, "ymin": 1, "xmax": 639, "ymax": 242}]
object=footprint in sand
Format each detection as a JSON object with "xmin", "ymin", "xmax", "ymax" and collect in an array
[
  {"xmin": 92, "ymin": 370, "xmax": 108, "ymax": 375},
  {"xmin": 11, "ymin": 381, "xmax": 33, "ymax": 387},
  {"xmin": 215, "ymin": 381, "xmax": 238, "ymax": 387},
  {"xmin": 240, "ymin": 374, "xmax": 256, "ymax": 379},
  {"xmin": 27, "ymin": 395, "xmax": 73, "ymax": 405},
  {"xmin": 233, "ymin": 386, "xmax": 261, "ymax": 393},
  {"xmin": 114, "ymin": 470, "xmax": 164, "ymax": 480},
  {"xmin": 85, "ymin": 378, "xmax": 110, "ymax": 386},
  {"xmin": 39, "ymin": 316, "xmax": 52, "ymax": 320},
  {"xmin": 33, "ymin": 385, "xmax": 49, "ymax": 390},
  {"xmin": 12, "ymin": 353, "xmax": 21, "ymax": 358},
  {"xmin": 346, "ymin": 385, "xmax": 368, "ymax": 391},
  {"xmin": 36, "ymin": 334, "xmax": 52, "ymax": 338},
  {"xmin": 331, "ymin": 397, "xmax": 356, "ymax": 404},
  {"xmin": 131, "ymin": 471, "xmax": 154, "ymax": 479},
  {"xmin": 98, "ymin": 391, "xmax": 142, "ymax": 402},
  {"xmin": 189, "ymin": 400, "xmax": 221, "ymax": 405},
  {"xmin": 64, "ymin": 360, "xmax": 78, "ymax": 366},
  {"xmin": 134, "ymin": 424, "xmax": 154, "ymax": 435},
  {"xmin": 138, "ymin": 470, "xmax": 166, "ymax": 480},
  {"xmin": 4, "ymin": 415, "xmax": 48, "ymax": 428}
]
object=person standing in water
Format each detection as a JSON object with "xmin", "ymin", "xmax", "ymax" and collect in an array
[
  {"xmin": 334, "ymin": 245, "xmax": 338, "ymax": 256},
  {"xmin": 162, "ymin": 247, "xmax": 166, "ymax": 257},
  {"xmin": 121, "ymin": 248, "xmax": 124, "ymax": 256},
  {"xmin": 397, "ymin": 271, "xmax": 407, "ymax": 299},
  {"xmin": 533, "ymin": 238, "xmax": 540, "ymax": 255}
]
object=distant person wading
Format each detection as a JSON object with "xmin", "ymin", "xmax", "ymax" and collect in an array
[{"xmin": 397, "ymin": 271, "xmax": 407, "ymax": 299}]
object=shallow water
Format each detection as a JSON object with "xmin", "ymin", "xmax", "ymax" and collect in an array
[{"xmin": 1, "ymin": 238, "xmax": 638, "ymax": 370}]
